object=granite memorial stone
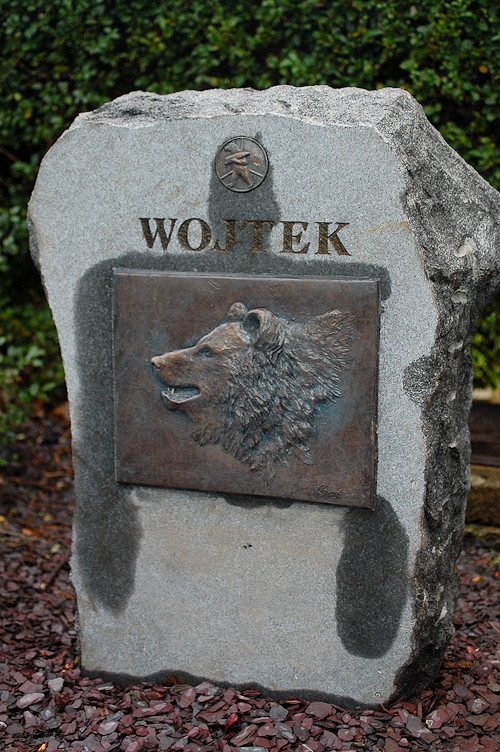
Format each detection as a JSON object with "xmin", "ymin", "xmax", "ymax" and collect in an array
[{"xmin": 28, "ymin": 86, "xmax": 500, "ymax": 706}]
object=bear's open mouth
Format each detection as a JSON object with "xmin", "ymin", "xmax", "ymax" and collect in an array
[{"xmin": 162, "ymin": 386, "xmax": 200, "ymax": 404}]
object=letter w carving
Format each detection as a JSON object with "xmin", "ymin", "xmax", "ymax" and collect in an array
[{"xmin": 139, "ymin": 218, "xmax": 177, "ymax": 250}]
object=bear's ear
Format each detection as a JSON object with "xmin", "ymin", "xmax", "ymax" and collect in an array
[
  {"xmin": 310, "ymin": 309, "xmax": 344, "ymax": 333},
  {"xmin": 227, "ymin": 302, "xmax": 247, "ymax": 321},
  {"xmin": 244, "ymin": 308, "xmax": 283, "ymax": 351},
  {"xmin": 307, "ymin": 310, "xmax": 354, "ymax": 348}
]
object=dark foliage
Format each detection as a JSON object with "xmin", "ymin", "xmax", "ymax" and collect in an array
[{"xmin": 1, "ymin": 0, "xmax": 500, "ymax": 438}]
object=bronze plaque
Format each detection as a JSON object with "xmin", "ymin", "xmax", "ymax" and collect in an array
[
  {"xmin": 113, "ymin": 271, "xmax": 379, "ymax": 508},
  {"xmin": 215, "ymin": 137, "xmax": 269, "ymax": 192}
]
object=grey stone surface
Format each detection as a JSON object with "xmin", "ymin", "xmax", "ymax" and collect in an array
[{"xmin": 28, "ymin": 85, "xmax": 500, "ymax": 706}]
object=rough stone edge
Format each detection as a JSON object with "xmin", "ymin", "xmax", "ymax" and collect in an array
[
  {"xmin": 29, "ymin": 85, "xmax": 500, "ymax": 702},
  {"xmin": 371, "ymin": 92, "xmax": 500, "ymax": 699},
  {"xmin": 67, "ymin": 85, "xmax": 408, "ymax": 131}
]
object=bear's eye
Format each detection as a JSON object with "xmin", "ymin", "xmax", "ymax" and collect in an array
[{"xmin": 198, "ymin": 346, "xmax": 213, "ymax": 357}]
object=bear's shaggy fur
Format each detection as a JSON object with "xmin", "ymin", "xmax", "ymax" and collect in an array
[{"xmin": 151, "ymin": 302, "xmax": 353, "ymax": 477}]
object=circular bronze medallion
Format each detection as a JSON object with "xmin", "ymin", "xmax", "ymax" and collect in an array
[{"xmin": 215, "ymin": 137, "xmax": 268, "ymax": 193}]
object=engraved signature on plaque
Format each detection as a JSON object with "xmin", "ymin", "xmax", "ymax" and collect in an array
[
  {"xmin": 215, "ymin": 137, "xmax": 269, "ymax": 192},
  {"xmin": 151, "ymin": 302, "xmax": 352, "ymax": 478}
]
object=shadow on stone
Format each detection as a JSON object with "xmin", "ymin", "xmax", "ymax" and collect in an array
[
  {"xmin": 223, "ymin": 493, "xmax": 294, "ymax": 509},
  {"xmin": 73, "ymin": 263, "xmax": 142, "ymax": 615},
  {"xmin": 208, "ymin": 132, "xmax": 280, "ymax": 258},
  {"xmin": 336, "ymin": 495, "xmax": 409, "ymax": 658}
]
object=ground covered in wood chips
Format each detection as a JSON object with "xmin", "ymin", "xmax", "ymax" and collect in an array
[{"xmin": 1, "ymin": 412, "xmax": 499, "ymax": 752}]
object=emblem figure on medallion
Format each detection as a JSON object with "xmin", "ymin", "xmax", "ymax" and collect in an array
[{"xmin": 215, "ymin": 137, "xmax": 269, "ymax": 192}]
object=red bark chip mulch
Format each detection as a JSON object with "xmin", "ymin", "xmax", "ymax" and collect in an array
[{"xmin": 1, "ymin": 411, "xmax": 500, "ymax": 752}]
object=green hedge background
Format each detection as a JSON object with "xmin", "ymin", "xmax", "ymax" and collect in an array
[{"xmin": 1, "ymin": 0, "xmax": 500, "ymax": 439}]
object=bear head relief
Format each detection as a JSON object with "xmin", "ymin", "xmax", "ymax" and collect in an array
[{"xmin": 151, "ymin": 302, "xmax": 353, "ymax": 478}]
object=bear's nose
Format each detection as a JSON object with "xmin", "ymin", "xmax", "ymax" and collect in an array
[{"xmin": 151, "ymin": 356, "xmax": 161, "ymax": 368}]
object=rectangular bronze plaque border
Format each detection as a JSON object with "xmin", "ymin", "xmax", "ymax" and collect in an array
[{"xmin": 113, "ymin": 270, "xmax": 379, "ymax": 508}]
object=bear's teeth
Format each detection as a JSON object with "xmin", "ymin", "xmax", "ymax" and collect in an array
[{"xmin": 162, "ymin": 386, "xmax": 200, "ymax": 403}]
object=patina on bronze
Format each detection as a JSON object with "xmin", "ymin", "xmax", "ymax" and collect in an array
[
  {"xmin": 151, "ymin": 302, "xmax": 353, "ymax": 479},
  {"xmin": 215, "ymin": 137, "xmax": 268, "ymax": 192},
  {"xmin": 113, "ymin": 271, "xmax": 379, "ymax": 508}
]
